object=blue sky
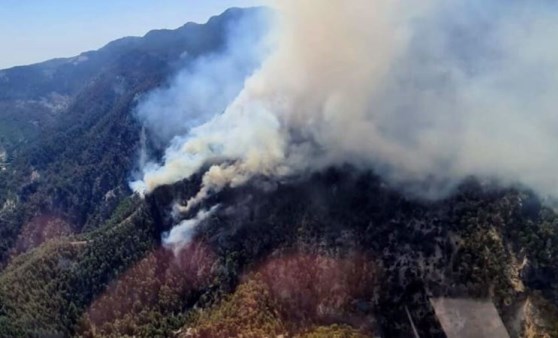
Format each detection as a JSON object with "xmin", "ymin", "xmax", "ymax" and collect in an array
[{"xmin": 0, "ymin": 0, "xmax": 265, "ymax": 69}]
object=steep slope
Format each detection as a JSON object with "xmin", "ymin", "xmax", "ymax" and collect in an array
[
  {"xmin": 0, "ymin": 7, "xmax": 263, "ymax": 264},
  {"xmin": 2, "ymin": 167, "xmax": 557, "ymax": 337},
  {"xmin": 149, "ymin": 168, "xmax": 558, "ymax": 337},
  {"xmin": 0, "ymin": 198, "xmax": 156, "ymax": 337},
  {"xmin": 1, "ymin": 6, "xmax": 558, "ymax": 338},
  {"xmin": 0, "ymin": 10, "xmax": 228, "ymax": 151}
]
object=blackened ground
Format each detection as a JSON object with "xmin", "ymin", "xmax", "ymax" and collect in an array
[{"xmin": 146, "ymin": 165, "xmax": 558, "ymax": 337}]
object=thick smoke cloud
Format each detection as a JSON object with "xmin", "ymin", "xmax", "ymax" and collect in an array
[
  {"xmin": 130, "ymin": 8, "xmax": 274, "ymax": 194},
  {"xmin": 133, "ymin": 7, "xmax": 273, "ymax": 146},
  {"xmin": 132, "ymin": 0, "xmax": 558, "ymax": 214}
]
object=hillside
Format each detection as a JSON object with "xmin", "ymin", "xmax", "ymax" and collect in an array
[
  {"xmin": 0, "ymin": 6, "xmax": 557, "ymax": 338},
  {"xmin": 1, "ymin": 166, "xmax": 558, "ymax": 336},
  {"xmin": 0, "ymin": 7, "xmax": 258, "ymax": 264}
]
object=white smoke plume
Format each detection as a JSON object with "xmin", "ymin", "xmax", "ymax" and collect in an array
[
  {"xmin": 129, "ymin": 7, "xmax": 274, "ymax": 195},
  {"xmin": 136, "ymin": 9, "xmax": 272, "ymax": 144},
  {"xmin": 163, "ymin": 206, "xmax": 219, "ymax": 254},
  {"xmin": 132, "ymin": 0, "xmax": 558, "ymax": 210}
]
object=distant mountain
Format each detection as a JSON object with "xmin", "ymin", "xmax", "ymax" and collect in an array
[
  {"xmin": 0, "ymin": 7, "xmax": 252, "ymax": 152},
  {"xmin": 0, "ymin": 6, "xmax": 557, "ymax": 338}
]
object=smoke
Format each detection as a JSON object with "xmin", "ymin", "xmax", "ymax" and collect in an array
[
  {"xmin": 129, "ymin": 8, "xmax": 274, "ymax": 195},
  {"xmin": 133, "ymin": 8, "xmax": 274, "ymax": 144},
  {"xmin": 162, "ymin": 206, "xmax": 219, "ymax": 254},
  {"xmin": 132, "ymin": 0, "xmax": 558, "ymax": 212}
]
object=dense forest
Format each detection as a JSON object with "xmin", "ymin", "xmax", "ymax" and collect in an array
[{"xmin": 0, "ymin": 7, "xmax": 557, "ymax": 338}]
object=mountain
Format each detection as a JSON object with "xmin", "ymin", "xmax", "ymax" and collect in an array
[
  {"xmin": 0, "ymin": 7, "xmax": 255, "ymax": 262},
  {"xmin": 0, "ymin": 7, "xmax": 240, "ymax": 152},
  {"xmin": 0, "ymin": 7, "xmax": 557, "ymax": 338}
]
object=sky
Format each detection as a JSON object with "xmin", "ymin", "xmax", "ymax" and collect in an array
[{"xmin": 0, "ymin": 0, "xmax": 265, "ymax": 69}]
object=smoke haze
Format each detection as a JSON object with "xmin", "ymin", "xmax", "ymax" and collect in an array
[
  {"xmin": 132, "ymin": 0, "xmax": 558, "ymax": 212},
  {"xmin": 135, "ymin": 10, "xmax": 272, "ymax": 145}
]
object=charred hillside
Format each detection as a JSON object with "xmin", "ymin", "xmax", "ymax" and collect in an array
[
  {"xmin": 140, "ymin": 166, "xmax": 558, "ymax": 337},
  {"xmin": 1, "ymin": 165, "xmax": 556, "ymax": 337}
]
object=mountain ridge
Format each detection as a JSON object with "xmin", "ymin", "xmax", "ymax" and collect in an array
[{"xmin": 0, "ymin": 6, "xmax": 557, "ymax": 338}]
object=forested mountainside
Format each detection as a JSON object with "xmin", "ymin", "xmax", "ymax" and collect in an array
[
  {"xmin": 0, "ymin": 7, "xmax": 252, "ymax": 264},
  {"xmin": 0, "ymin": 7, "xmax": 558, "ymax": 338},
  {"xmin": 1, "ymin": 167, "xmax": 558, "ymax": 337}
]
